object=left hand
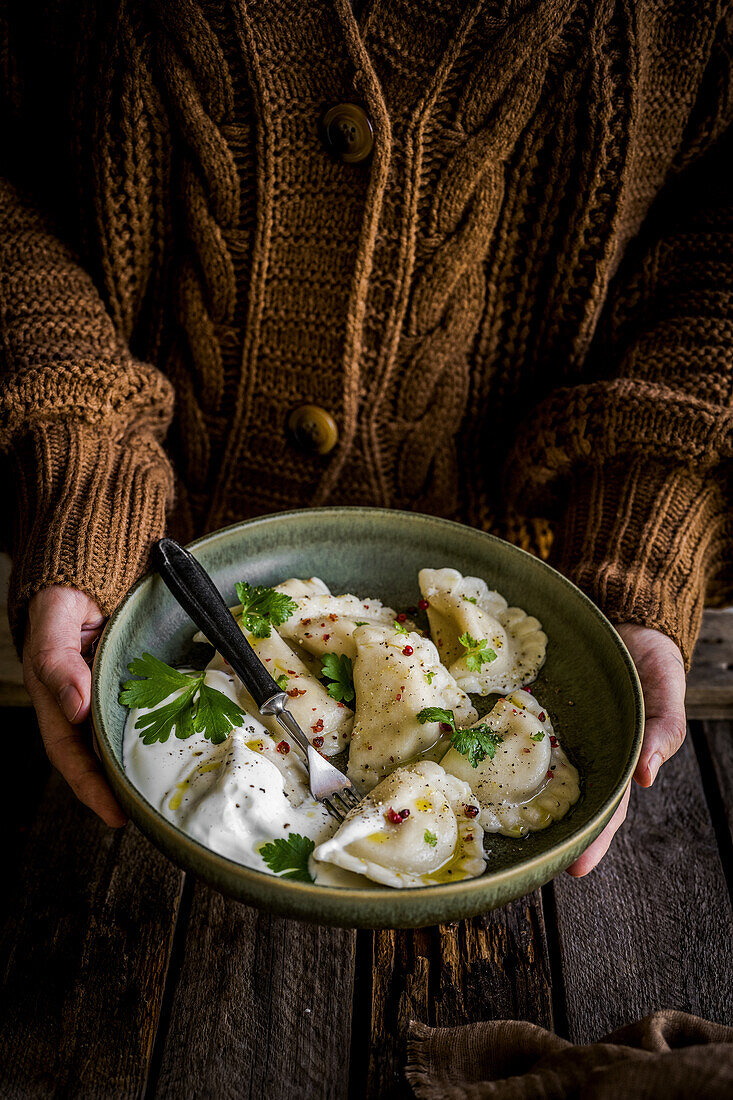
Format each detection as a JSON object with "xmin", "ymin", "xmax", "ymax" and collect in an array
[{"xmin": 565, "ymin": 623, "xmax": 687, "ymax": 877}]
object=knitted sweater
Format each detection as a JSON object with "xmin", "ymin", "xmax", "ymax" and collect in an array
[{"xmin": 1, "ymin": 0, "xmax": 731, "ymax": 665}]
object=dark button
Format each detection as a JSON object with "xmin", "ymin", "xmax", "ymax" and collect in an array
[
  {"xmin": 320, "ymin": 103, "xmax": 374, "ymax": 164},
  {"xmin": 288, "ymin": 405, "xmax": 339, "ymax": 455}
]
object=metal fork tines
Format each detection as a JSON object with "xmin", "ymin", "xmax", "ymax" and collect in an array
[{"xmin": 272, "ymin": 707, "xmax": 361, "ymax": 823}]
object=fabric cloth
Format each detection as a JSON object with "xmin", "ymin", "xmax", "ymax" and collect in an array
[
  {"xmin": 1, "ymin": 1, "xmax": 732, "ymax": 659},
  {"xmin": 406, "ymin": 1011, "xmax": 733, "ymax": 1099}
]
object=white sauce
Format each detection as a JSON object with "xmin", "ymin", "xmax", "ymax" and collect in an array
[{"xmin": 123, "ymin": 666, "xmax": 337, "ymax": 872}]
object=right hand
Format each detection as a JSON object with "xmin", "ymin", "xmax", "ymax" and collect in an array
[{"xmin": 23, "ymin": 586, "xmax": 126, "ymax": 827}]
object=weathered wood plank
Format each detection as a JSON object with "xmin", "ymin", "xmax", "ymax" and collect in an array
[
  {"xmin": 152, "ymin": 883, "xmax": 356, "ymax": 1100},
  {"xmin": 0, "ymin": 770, "xmax": 184, "ymax": 1099},
  {"xmin": 686, "ymin": 609, "xmax": 733, "ymax": 717},
  {"xmin": 553, "ymin": 734, "xmax": 733, "ymax": 1044},
  {"xmin": 699, "ymin": 720, "xmax": 733, "ymax": 844},
  {"xmin": 362, "ymin": 894, "xmax": 553, "ymax": 1100}
]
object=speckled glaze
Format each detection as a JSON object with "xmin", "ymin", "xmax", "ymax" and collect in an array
[{"xmin": 91, "ymin": 508, "xmax": 644, "ymax": 929}]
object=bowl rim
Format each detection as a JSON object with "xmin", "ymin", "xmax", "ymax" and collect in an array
[{"xmin": 91, "ymin": 506, "xmax": 644, "ymax": 913}]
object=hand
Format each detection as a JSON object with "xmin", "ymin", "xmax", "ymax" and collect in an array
[
  {"xmin": 566, "ymin": 623, "xmax": 686, "ymax": 876},
  {"xmin": 23, "ymin": 586, "xmax": 126, "ymax": 827}
]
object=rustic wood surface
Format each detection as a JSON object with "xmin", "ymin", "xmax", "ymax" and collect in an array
[
  {"xmin": 152, "ymin": 883, "xmax": 356, "ymax": 1100},
  {"xmin": 0, "ymin": 771, "xmax": 184, "ymax": 1099},
  {"xmin": 552, "ymin": 732, "xmax": 733, "ymax": 1043},
  {"xmin": 0, "ymin": 607, "xmax": 730, "ymax": 1098}
]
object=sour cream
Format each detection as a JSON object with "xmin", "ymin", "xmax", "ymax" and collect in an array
[{"xmin": 123, "ymin": 665, "xmax": 336, "ymax": 872}]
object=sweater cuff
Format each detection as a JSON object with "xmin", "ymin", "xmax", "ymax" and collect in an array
[
  {"xmin": 551, "ymin": 460, "xmax": 726, "ymax": 669},
  {"xmin": 7, "ymin": 419, "xmax": 175, "ymax": 653}
]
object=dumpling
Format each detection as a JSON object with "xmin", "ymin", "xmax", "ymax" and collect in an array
[
  {"xmin": 275, "ymin": 576, "xmax": 412, "ymax": 660},
  {"xmin": 205, "ymin": 625, "xmax": 353, "ymax": 755},
  {"xmin": 312, "ymin": 761, "xmax": 485, "ymax": 887},
  {"xmin": 418, "ymin": 567, "xmax": 547, "ymax": 694},
  {"xmin": 440, "ymin": 691, "xmax": 580, "ymax": 836},
  {"xmin": 347, "ymin": 623, "xmax": 477, "ymax": 791}
]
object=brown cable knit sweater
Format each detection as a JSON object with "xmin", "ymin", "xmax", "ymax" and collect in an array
[{"xmin": 1, "ymin": 0, "xmax": 731, "ymax": 665}]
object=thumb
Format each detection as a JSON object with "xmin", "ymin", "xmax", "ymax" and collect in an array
[{"xmin": 26, "ymin": 588, "xmax": 104, "ymax": 725}]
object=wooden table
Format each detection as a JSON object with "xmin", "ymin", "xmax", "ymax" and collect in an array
[{"xmin": 1, "ymin": 610, "xmax": 732, "ymax": 1099}]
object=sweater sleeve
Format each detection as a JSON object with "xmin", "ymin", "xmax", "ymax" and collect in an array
[
  {"xmin": 0, "ymin": 177, "xmax": 176, "ymax": 649},
  {"xmin": 507, "ymin": 115, "xmax": 733, "ymax": 667}
]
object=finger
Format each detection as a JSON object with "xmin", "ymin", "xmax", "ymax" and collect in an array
[
  {"xmin": 28, "ymin": 603, "xmax": 97, "ymax": 725},
  {"xmin": 634, "ymin": 655, "xmax": 687, "ymax": 789},
  {"xmin": 565, "ymin": 784, "xmax": 631, "ymax": 877},
  {"xmin": 634, "ymin": 712, "xmax": 687, "ymax": 787},
  {"xmin": 25, "ymin": 661, "xmax": 126, "ymax": 828}
]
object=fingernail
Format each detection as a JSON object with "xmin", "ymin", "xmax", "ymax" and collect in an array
[
  {"xmin": 648, "ymin": 752, "xmax": 663, "ymax": 784},
  {"xmin": 59, "ymin": 685, "xmax": 83, "ymax": 723}
]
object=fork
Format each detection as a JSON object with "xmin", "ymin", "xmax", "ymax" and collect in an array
[{"xmin": 152, "ymin": 538, "xmax": 361, "ymax": 822}]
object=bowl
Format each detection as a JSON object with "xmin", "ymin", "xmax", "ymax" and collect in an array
[{"xmin": 91, "ymin": 508, "xmax": 643, "ymax": 928}]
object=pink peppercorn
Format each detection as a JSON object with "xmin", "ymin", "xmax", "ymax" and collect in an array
[
  {"xmin": 403, "ymin": 645, "xmax": 414, "ymax": 656},
  {"xmin": 276, "ymin": 741, "xmax": 290, "ymax": 755}
]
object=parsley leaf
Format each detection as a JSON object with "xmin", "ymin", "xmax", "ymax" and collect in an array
[
  {"xmin": 458, "ymin": 632, "xmax": 497, "ymax": 672},
  {"xmin": 462, "ymin": 595, "xmax": 478, "ymax": 605},
  {"xmin": 259, "ymin": 833, "xmax": 315, "ymax": 882},
  {"xmin": 450, "ymin": 725, "xmax": 504, "ymax": 768},
  {"xmin": 119, "ymin": 653, "xmax": 193, "ymax": 709},
  {"xmin": 321, "ymin": 653, "xmax": 355, "ymax": 703},
  {"xmin": 120, "ymin": 654, "xmax": 247, "ymax": 746},
  {"xmin": 530, "ymin": 730, "xmax": 545, "ymax": 742},
  {"xmin": 424, "ymin": 670, "xmax": 436, "ymax": 685},
  {"xmin": 235, "ymin": 581, "xmax": 298, "ymax": 639},
  {"xmin": 275, "ymin": 673, "xmax": 289, "ymax": 690},
  {"xmin": 131, "ymin": 684, "xmax": 199, "ymax": 745},
  {"xmin": 393, "ymin": 620, "xmax": 409, "ymax": 635},
  {"xmin": 417, "ymin": 707, "xmax": 503, "ymax": 768},
  {"xmin": 416, "ymin": 706, "xmax": 455, "ymax": 727},
  {"xmin": 424, "ymin": 830, "xmax": 437, "ymax": 847},
  {"xmin": 194, "ymin": 683, "xmax": 248, "ymax": 744}
]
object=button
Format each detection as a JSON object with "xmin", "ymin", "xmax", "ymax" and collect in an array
[
  {"xmin": 320, "ymin": 103, "xmax": 374, "ymax": 164},
  {"xmin": 288, "ymin": 405, "xmax": 339, "ymax": 455}
]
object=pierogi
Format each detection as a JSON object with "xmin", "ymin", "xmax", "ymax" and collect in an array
[
  {"xmin": 347, "ymin": 623, "xmax": 477, "ymax": 792},
  {"xmin": 418, "ymin": 567, "xmax": 547, "ymax": 694},
  {"xmin": 312, "ymin": 761, "xmax": 485, "ymax": 887},
  {"xmin": 206, "ymin": 627, "xmax": 352, "ymax": 755},
  {"xmin": 441, "ymin": 690, "xmax": 580, "ymax": 836},
  {"xmin": 123, "ymin": 566, "xmax": 581, "ymax": 890},
  {"xmin": 275, "ymin": 576, "xmax": 413, "ymax": 660}
]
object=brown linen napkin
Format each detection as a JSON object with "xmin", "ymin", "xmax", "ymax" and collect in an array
[{"xmin": 406, "ymin": 1011, "xmax": 733, "ymax": 1099}]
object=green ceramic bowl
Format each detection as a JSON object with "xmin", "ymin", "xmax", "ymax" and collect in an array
[{"xmin": 91, "ymin": 508, "xmax": 643, "ymax": 928}]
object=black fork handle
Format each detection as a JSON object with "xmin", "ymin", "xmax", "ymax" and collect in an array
[{"xmin": 152, "ymin": 538, "xmax": 285, "ymax": 712}]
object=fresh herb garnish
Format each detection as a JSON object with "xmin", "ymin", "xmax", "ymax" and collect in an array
[
  {"xmin": 424, "ymin": 830, "xmax": 437, "ymax": 847},
  {"xmin": 450, "ymin": 725, "xmax": 504, "ymax": 768},
  {"xmin": 119, "ymin": 653, "xmax": 246, "ymax": 745},
  {"xmin": 259, "ymin": 833, "xmax": 315, "ymax": 882},
  {"xmin": 417, "ymin": 707, "xmax": 503, "ymax": 768},
  {"xmin": 393, "ymin": 620, "xmax": 409, "ymax": 635},
  {"xmin": 463, "ymin": 595, "xmax": 478, "ymax": 605},
  {"xmin": 354, "ymin": 621, "xmax": 368, "ymax": 627},
  {"xmin": 424, "ymin": 670, "xmax": 436, "ymax": 685},
  {"xmin": 321, "ymin": 652, "xmax": 355, "ymax": 703},
  {"xmin": 235, "ymin": 581, "xmax": 298, "ymax": 639},
  {"xmin": 275, "ymin": 673, "xmax": 289, "ymax": 690},
  {"xmin": 416, "ymin": 705, "xmax": 455, "ymax": 727},
  {"xmin": 458, "ymin": 632, "xmax": 497, "ymax": 672},
  {"xmin": 530, "ymin": 730, "xmax": 545, "ymax": 742}
]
